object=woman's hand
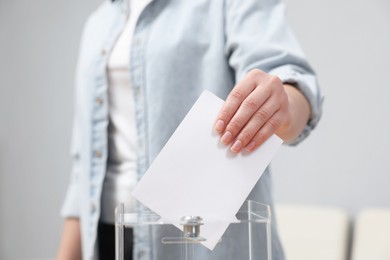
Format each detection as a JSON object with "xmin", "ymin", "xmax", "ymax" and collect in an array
[
  {"xmin": 56, "ymin": 218, "xmax": 82, "ymax": 260},
  {"xmin": 214, "ymin": 69, "xmax": 310, "ymax": 153}
]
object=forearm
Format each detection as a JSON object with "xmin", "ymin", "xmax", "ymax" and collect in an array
[
  {"xmin": 56, "ymin": 218, "xmax": 82, "ymax": 260},
  {"xmin": 276, "ymin": 84, "xmax": 311, "ymax": 143}
]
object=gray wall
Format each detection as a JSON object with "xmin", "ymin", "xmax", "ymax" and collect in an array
[
  {"xmin": 273, "ymin": 0, "xmax": 390, "ymax": 212},
  {"xmin": 0, "ymin": 0, "xmax": 103, "ymax": 259},
  {"xmin": 0, "ymin": 0, "xmax": 389, "ymax": 259}
]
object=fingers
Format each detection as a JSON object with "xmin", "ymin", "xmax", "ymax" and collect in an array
[
  {"xmin": 244, "ymin": 110, "xmax": 285, "ymax": 152},
  {"xmin": 214, "ymin": 78, "xmax": 258, "ymax": 134},
  {"xmin": 214, "ymin": 70, "xmax": 269, "ymax": 133},
  {"xmin": 231, "ymin": 97, "xmax": 282, "ymax": 152},
  {"xmin": 214, "ymin": 69, "xmax": 288, "ymax": 153},
  {"xmin": 221, "ymin": 86, "xmax": 273, "ymax": 145}
]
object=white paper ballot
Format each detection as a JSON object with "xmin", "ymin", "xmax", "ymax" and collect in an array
[{"xmin": 132, "ymin": 90, "xmax": 283, "ymax": 250}]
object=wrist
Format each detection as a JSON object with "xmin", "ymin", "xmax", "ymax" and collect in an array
[{"xmin": 276, "ymin": 84, "xmax": 310, "ymax": 142}]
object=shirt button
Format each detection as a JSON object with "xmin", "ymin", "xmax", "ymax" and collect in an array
[
  {"xmin": 91, "ymin": 203, "xmax": 97, "ymax": 213},
  {"xmin": 135, "ymin": 38, "xmax": 141, "ymax": 47},
  {"xmin": 94, "ymin": 150, "xmax": 102, "ymax": 158},
  {"xmin": 101, "ymin": 48, "xmax": 107, "ymax": 56},
  {"xmin": 134, "ymin": 87, "xmax": 140, "ymax": 97},
  {"xmin": 139, "ymin": 141, "xmax": 145, "ymax": 151},
  {"xmin": 95, "ymin": 97, "xmax": 103, "ymax": 105}
]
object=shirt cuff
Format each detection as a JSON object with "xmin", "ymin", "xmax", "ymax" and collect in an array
[
  {"xmin": 269, "ymin": 65, "xmax": 324, "ymax": 146},
  {"xmin": 60, "ymin": 182, "xmax": 80, "ymax": 218}
]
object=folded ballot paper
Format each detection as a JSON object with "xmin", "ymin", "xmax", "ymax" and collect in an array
[{"xmin": 132, "ymin": 90, "xmax": 282, "ymax": 250}]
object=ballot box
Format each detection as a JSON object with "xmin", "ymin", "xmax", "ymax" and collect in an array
[{"xmin": 115, "ymin": 200, "xmax": 272, "ymax": 260}]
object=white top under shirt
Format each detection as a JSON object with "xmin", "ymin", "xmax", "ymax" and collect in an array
[{"xmin": 100, "ymin": 0, "xmax": 151, "ymax": 224}]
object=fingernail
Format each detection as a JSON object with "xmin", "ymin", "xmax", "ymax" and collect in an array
[
  {"xmin": 221, "ymin": 131, "xmax": 232, "ymax": 144},
  {"xmin": 214, "ymin": 120, "xmax": 225, "ymax": 133},
  {"xmin": 246, "ymin": 141, "xmax": 256, "ymax": 151},
  {"xmin": 231, "ymin": 140, "xmax": 242, "ymax": 153}
]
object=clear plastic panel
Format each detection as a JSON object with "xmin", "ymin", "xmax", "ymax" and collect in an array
[{"xmin": 115, "ymin": 200, "xmax": 271, "ymax": 260}]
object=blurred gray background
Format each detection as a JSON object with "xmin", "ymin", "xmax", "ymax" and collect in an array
[{"xmin": 0, "ymin": 0, "xmax": 389, "ymax": 259}]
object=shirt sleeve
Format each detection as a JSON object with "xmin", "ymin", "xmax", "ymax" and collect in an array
[
  {"xmin": 225, "ymin": 0, "xmax": 324, "ymax": 145},
  {"xmin": 59, "ymin": 15, "xmax": 92, "ymax": 217},
  {"xmin": 60, "ymin": 114, "xmax": 82, "ymax": 218},
  {"xmin": 59, "ymin": 7, "xmax": 100, "ymax": 218}
]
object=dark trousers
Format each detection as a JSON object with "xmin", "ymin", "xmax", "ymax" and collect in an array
[{"xmin": 98, "ymin": 222, "xmax": 133, "ymax": 260}]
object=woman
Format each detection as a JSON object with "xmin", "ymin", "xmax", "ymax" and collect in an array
[{"xmin": 57, "ymin": 0, "xmax": 323, "ymax": 259}]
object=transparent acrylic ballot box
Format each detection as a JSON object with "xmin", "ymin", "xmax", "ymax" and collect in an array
[{"xmin": 115, "ymin": 200, "xmax": 272, "ymax": 260}]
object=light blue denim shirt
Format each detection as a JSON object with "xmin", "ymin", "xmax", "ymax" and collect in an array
[{"xmin": 61, "ymin": 0, "xmax": 323, "ymax": 259}]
